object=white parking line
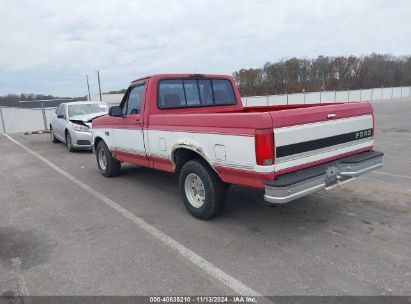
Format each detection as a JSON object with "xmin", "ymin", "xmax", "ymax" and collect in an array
[
  {"xmin": 4, "ymin": 134, "xmax": 261, "ymax": 296},
  {"xmin": 11, "ymin": 257, "xmax": 29, "ymax": 296}
]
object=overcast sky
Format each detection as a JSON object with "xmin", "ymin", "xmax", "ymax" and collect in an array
[{"xmin": 1, "ymin": 0, "xmax": 410, "ymax": 96}]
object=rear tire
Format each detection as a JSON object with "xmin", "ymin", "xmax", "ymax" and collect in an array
[
  {"xmin": 179, "ymin": 159, "xmax": 226, "ymax": 219},
  {"xmin": 96, "ymin": 141, "xmax": 121, "ymax": 177},
  {"xmin": 50, "ymin": 127, "xmax": 59, "ymax": 143}
]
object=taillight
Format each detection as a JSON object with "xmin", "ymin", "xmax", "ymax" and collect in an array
[{"xmin": 255, "ymin": 129, "xmax": 274, "ymax": 166}]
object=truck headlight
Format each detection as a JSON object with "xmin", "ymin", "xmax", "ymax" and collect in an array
[{"xmin": 72, "ymin": 123, "xmax": 90, "ymax": 132}]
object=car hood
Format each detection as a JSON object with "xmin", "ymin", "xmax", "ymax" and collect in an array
[{"xmin": 69, "ymin": 112, "xmax": 107, "ymax": 127}]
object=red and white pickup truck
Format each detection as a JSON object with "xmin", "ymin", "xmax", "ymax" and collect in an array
[{"xmin": 92, "ymin": 74, "xmax": 383, "ymax": 219}]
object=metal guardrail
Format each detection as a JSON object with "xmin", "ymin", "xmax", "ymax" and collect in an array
[
  {"xmin": 0, "ymin": 107, "xmax": 6, "ymax": 133},
  {"xmin": 1, "ymin": 86, "xmax": 410, "ymax": 134},
  {"xmin": 0, "ymin": 106, "xmax": 54, "ymax": 134},
  {"xmin": 242, "ymin": 86, "xmax": 411, "ymax": 107}
]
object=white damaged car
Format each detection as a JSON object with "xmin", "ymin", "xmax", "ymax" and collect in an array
[{"xmin": 50, "ymin": 101, "xmax": 109, "ymax": 152}]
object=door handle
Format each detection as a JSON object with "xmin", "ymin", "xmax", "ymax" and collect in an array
[{"xmin": 136, "ymin": 120, "xmax": 143, "ymax": 126}]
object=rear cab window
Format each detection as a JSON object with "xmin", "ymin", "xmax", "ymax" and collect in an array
[{"xmin": 158, "ymin": 78, "xmax": 236, "ymax": 109}]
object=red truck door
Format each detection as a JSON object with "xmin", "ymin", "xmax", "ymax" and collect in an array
[{"xmin": 111, "ymin": 82, "xmax": 149, "ymax": 167}]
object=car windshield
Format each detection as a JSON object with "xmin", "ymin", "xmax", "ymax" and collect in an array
[{"xmin": 68, "ymin": 104, "xmax": 108, "ymax": 118}]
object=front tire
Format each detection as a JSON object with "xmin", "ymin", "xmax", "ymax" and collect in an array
[
  {"xmin": 65, "ymin": 131, "xmax": 75, "ymax": 152},
  {"xmin": 96, "ymin": 141, "xmax": 121, "ymax": 177},
  {"xmin": 179, "ymin": 159, "xmax": 226, "ymax": 219}
]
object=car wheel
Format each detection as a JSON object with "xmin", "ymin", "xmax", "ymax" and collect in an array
[
  {"xmin": 179, "ymin": 159, "xmax": 226, "ymax": 219},
  {"xmin": 96, "ymin": 141, "xmax": 121, "ymax": 177},
  {"xmin": 65, "ymin": 131, "xmax": 75, "ymax": 152},
  {"xmin": 50, "ymin": 127, "xmax": 59, "ymax": 143}
]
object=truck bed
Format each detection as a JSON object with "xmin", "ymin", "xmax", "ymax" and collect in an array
[
  {"xmin": 149, "ymin": 102, "xmax": 372, "ymax": 129},
  {"xmin": 148, "ymin": 101, "xmax": 374, "ymax": 181}
]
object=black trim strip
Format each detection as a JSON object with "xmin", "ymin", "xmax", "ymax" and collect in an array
[{"xmin": 276, "ymin": 129, "xmax": 373, "ymax": 158}]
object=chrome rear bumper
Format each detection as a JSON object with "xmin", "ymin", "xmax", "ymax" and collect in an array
[{"xmin": 264, "ymin": 151, "xmax": 384, "ymax": 204}]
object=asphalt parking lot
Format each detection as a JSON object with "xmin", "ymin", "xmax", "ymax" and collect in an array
[{"xmin": 0, "ymin": 98, "xmax": 410, "ymax": 297}]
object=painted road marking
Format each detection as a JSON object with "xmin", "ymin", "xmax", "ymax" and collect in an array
[
  {"xmin": 4, "ymin": 134, "xmax": 261, "ymax": 296},
  {"xmin": 11, "ymin": 257, "xmax": 29, "ymax": 297}
]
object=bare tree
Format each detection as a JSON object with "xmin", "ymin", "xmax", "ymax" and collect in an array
[{"xmin": 234, "ymin": 53, "xmax": 411, "ymax": 96}]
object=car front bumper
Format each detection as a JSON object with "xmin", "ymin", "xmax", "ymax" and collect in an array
[
  {"xmin": 264, "ymin": 151, "xmax": 384, "ymax": 204},
  {"xmin": 70, "ymin": 130, "xmax": 93, "ymax": 149}
]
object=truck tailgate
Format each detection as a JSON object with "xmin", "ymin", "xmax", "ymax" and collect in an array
[{"xmin": 269, "ymin": 102, "xmax": 374, "ymax": 175}]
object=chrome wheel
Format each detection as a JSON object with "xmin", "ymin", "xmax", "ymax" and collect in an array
[
  {"xmin": 98, "ymin": 148, "xmax": 107, "ymax": 171},
  {"xmin": 184, "ymin": 173, "xmax": 206, "ymax": 208}
]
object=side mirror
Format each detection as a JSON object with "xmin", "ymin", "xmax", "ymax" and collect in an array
[
  {"xmin": 57, "ymin": 114, "xmax": 65, "ymax": 119},
  {"xmin": 109, "ymin": 106, "xmax": 123, "ymax": 117}
]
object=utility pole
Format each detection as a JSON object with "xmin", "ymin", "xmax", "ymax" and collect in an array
[
  {"xmin": 86, "ymin": 75, "xmax": 91, "ymax": 101},
  {"xmin": 97, "ymin": 70, "xmax": 102, "ymax": 102}
]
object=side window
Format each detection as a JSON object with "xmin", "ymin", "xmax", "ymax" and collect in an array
[
  {"xmin": 127, "ymin": 84, "xmax": 145, "ymax": 115},
  {"xmin": 57, "ymin": 105, "xmax": 66, "ymax": 118},
  {"xmin": 121, "ymin": 83, "xmax": 145, "ymax": 115},
  {"xmin": 122, "ymin": 97, "xmax": 128, "ymax": 115},
  {"xmin": 61, "ymin": 105, "xmax": 66, "ymax": 118}
]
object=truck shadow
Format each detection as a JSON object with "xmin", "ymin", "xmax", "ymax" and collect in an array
[{"xmin": 118, "ymin": 164, "xmax": 341, "ymax": 235}]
